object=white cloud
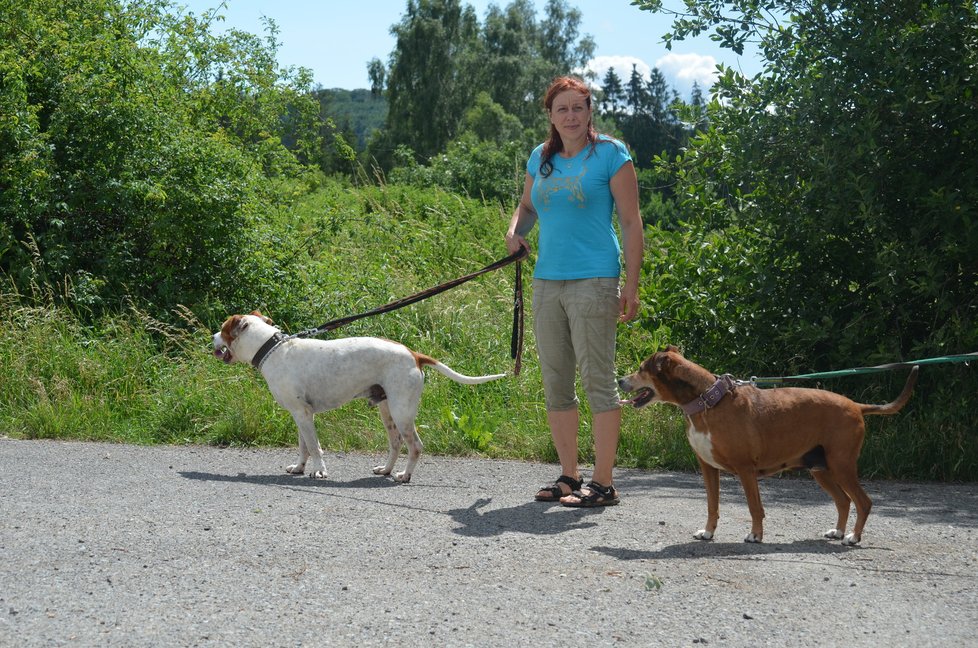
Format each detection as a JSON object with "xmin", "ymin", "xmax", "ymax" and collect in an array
[
  {"xmin": 584, "ymin": 52, "xmax": 719, "ymax": 100},
  {"xmin": 583, "ymin": 55, "xmax": 651, "ymax": 87},
  {"xmin": 655, "ymin": 52, "xmax": 719, "ymax": 95}
]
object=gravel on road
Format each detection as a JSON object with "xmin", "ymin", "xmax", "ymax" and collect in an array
[{"xmin": 1, "ymin": 438, "xmax": 976, "ymax": 647}]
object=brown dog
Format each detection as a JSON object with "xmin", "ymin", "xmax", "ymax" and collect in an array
[{"xmin": 618, "ymin": 345, "xmax": 918, "ymax": 545}]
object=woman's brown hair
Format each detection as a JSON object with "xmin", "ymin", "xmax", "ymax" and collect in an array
[{"xmin": 539, "ymin": 76, "xmax": 600, "ymax": 178}]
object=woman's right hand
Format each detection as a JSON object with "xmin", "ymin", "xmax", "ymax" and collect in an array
[
  {"xmin": 506, "ymin": 173, "xmax": 537, "ymax": 255},
  {"xmin": 505, "ymin": 231, "xmax": 529, "ymax": 255}
]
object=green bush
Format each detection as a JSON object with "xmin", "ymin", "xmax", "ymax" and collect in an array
[
  {"xmin": 3, "ymin": 173, "xmax": 973, "ymax": 479},
  {"xmin": 389, "ymin": 135, "xmax": 528, "ymax": 205},
  {"xmin": 637, "ymin": 220, "xmax": 978, "ymax": 480},
  {"xmin": 0, "ymin": 178, "xmax": 688, "ymax": 474},
  {"xmin": 0, "ymin": 0, "xmax": 320, "ymax": 319}
]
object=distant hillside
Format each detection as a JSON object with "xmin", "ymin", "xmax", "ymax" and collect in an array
[{"xmin": 315, "ymin": 88, "xmax": 387, "ymax": 150}]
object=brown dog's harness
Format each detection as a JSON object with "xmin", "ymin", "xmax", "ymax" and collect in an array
[{"xmin": 681, "ymin": 374, "xmax": 739, "ymax": 416}]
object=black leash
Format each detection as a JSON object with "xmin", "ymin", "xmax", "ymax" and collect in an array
[
  {"xmin": 289, "ymin": 248, "xmax": 529, "ymax": 374},
  {"xmin": 511, "ymin": 255, "xmax": 525, "ymax": 375}
]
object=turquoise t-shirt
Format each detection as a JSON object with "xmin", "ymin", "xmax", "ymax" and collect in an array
[{"xmin": 527, "ymin": 136, "xmax": 632, "ymax": 280}]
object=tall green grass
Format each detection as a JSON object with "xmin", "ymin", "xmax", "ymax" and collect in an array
[
  {"xmin": 0, "ymin": 179, "xmax": 682, "ymax": 471},
  {"xmin": 2, "ymin": 178, "xmax": 974, "ymax": 480},
  {"xmin": 0, "ymin": 276, "xmax": 690, "ymax": 470}
]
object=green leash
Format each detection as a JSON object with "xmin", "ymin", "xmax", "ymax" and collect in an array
[{"xmin": 750, "ymin": 352, "xmax": 978, "ymax": 386}]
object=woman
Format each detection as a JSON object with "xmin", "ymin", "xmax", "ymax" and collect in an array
[{"xmin": 505, "ymin": 75, "xmax": 644, "ymax": 507}]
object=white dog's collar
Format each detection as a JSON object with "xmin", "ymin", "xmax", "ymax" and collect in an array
[{"xmin": 251, "ymin": 332, "xmax": 289, "ymax": 370}]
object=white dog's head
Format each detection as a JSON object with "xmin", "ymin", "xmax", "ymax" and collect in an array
[{"xmin": 212, "ymin": 311, "xmax": 276, "ymax": 364}]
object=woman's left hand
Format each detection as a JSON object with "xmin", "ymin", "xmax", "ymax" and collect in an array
[{"xmin": 619, "ymin": 287, "xmax": 640, "ymax": 322}]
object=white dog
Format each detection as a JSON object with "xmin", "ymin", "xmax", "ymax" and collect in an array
[{"xmin": 212, "ymin": 311, "xmax": 505, "ymax": 482}]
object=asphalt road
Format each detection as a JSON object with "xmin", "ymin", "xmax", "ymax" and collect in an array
[{"xmin": 1, "ymin": 438, "xmax": 976, "ymax": 647}]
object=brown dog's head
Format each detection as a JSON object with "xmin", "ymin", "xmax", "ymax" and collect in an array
[
  {"xmin": 618, "ymin": 345, "xmax": 714, "ymax": 408},
  {"xmin": 212, "ymin": 311, "xmax": 274, "ymax": 364}
]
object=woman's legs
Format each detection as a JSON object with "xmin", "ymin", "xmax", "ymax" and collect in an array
[
  {"xmin": 557, "ymin": 406, "xmax": 622, "ymax": 506},
  {"xmin": 533, "ymin": 279, "xmax": 581, "ymax": 497},
  {"xmin": 590, "ymin": 407, "xmax": 621, "ymax": 487},
  {"xmin": 539, "ymin": 406, "xmax": 618, "ymax": 489},
  {"xmin": 533, "ymin": 278, "xmax": 622, "ymax": 499},
  {"xmin": 548, "ymin": 407, "xmax": 580, "ymax": 480},
  {"xmin": 565, "ymin": 278, "xmax": 622, "ymax": 489},
  {"xmin": 534, "ymin": 409, "xmax": 581, "ymax": 499}
]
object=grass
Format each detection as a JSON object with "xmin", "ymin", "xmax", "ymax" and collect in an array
[
  {"xmin": 2, "ymin": 177, "xmax": 975, "ymax": 480},
  {"xmin": 0, "ymin": 287, "xmax": 690, "ymax": 469}
]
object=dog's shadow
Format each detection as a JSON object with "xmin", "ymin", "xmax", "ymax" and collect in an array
[
  {"xmin": 592, "ymin": 537, "xmax": 861, "ymax": 562},
  {"xmin": 446, "ymin": 497, "xmax": 602, "ymax": 538},
  {"xmin": 179, "ymin": 470, "xmax": 399, "ymax": 490}
]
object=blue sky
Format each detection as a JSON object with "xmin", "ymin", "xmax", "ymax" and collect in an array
[{"xmin": 176, "ymin": 0, "xmax": 763, "ymax": 99}]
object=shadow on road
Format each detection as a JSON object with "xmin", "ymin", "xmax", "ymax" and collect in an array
[
  {"xmin": 179, "ymin": 470, "xmax": 398, "ymax": 489},
  {"xmin": 591, "ymin": 538, "xmax": 854, "ymax": 562},
  {"xmin": 446, "ymin": 497, "xmax": 604, "ymax": 538},
  {"xmin": 614, "ymin": 469, "xmax": 978, "ymax": 529}
]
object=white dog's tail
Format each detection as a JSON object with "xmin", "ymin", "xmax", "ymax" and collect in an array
[{"xmin": 414, "ymin": 353, "xmax": 506, "ymax": 384}]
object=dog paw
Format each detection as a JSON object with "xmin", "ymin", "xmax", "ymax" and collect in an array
[
  {"xmin": 841, "ymin": 533, "xmax": 861, "ymax": 546},
  {"xmin": 393, "ymin": 472, "xmax": 412, "ymax": 483},
  {"xmin": 285, "ymin": 464, "xmax": 305, "ymax": 475},
  {"xmin": 693, "ymin": 529, "xmax": 714, "ymax": 541},
  {"xmin": 743, "ymin": 532, "xmax": 763, "ymax": 543},
  {"xmin": 307, "ymin": 469, "xmax": 328, "ymax": 479},
  {"xmin": 823, "ymin": 528, "xmax": 845, "ymax": 540},
  {"xmin": 372, "ymin": 466, "xmax": 392, "ymax": 476}
]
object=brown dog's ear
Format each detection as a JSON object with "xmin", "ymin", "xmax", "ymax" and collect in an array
[
  {"xmin": 250, "ymin": 310, "xmax": 274, "ymax": 325},
  {"xmin": 651, "ymin": 344, "xmax": 681, "ymax": 373},
  {"xmin": 654, "ymin": 352, "xmax": 672, "ymax": 373}
]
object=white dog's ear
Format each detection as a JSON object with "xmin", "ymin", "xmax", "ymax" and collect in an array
[
  {"xmin": 231, "ymin": 315, "xmax": 248, "ymax": 337},
  {"xmin": 251, "ymin": 310, "xmax": 274, "ymax": 325},
  {"xmin": 220, "ymin": 314, "xmax": 247, "ymax": 344}
]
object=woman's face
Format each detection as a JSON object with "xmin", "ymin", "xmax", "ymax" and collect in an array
[{"xmin": 549, "ymin": 89, "xmax": 591, "ymax": 142}]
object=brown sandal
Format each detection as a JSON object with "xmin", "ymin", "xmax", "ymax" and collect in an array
[{"xmin": 535, "ymin": 475, "xmax": 583, "ymax": 501}]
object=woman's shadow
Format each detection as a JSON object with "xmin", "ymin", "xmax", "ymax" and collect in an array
[{"xmin": 446, "ymin": 497, "xmax": 606, "ymax": 538}]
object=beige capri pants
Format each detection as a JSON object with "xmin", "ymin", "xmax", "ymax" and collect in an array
[{"xmin": 531, "ymin": 277, "xmax": 621, "ymax": 413}]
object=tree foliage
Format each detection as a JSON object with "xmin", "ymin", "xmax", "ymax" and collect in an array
[
  {"xmin": 481, "ymin": 0, "xmax": 595, "ymax": 124},
  {"xmin": 373, "ymin": 0, "xmax": 594, "ymax": 169},
  {"xmin": 633, "ymin": 0, "xmax": 978, "ymax": 376},
  {"xmin": 600, "ymin": 64, "xmax": 687, "ymax": 169},
  {"xmin": 0, "ymin": 0, "xmax": 322, "ymax": 316},
  {"xmin": 376, "ymin": 0, "xmax": 482, "ymax": 166},
  {"xmin": 312, "ymin": 88, "xmax": 385, "ymax": 169}
]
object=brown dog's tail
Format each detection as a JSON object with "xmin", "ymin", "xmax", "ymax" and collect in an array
[{"xmin": 860, "ymin": 365, "xmax": 919, "ymax": 415}]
